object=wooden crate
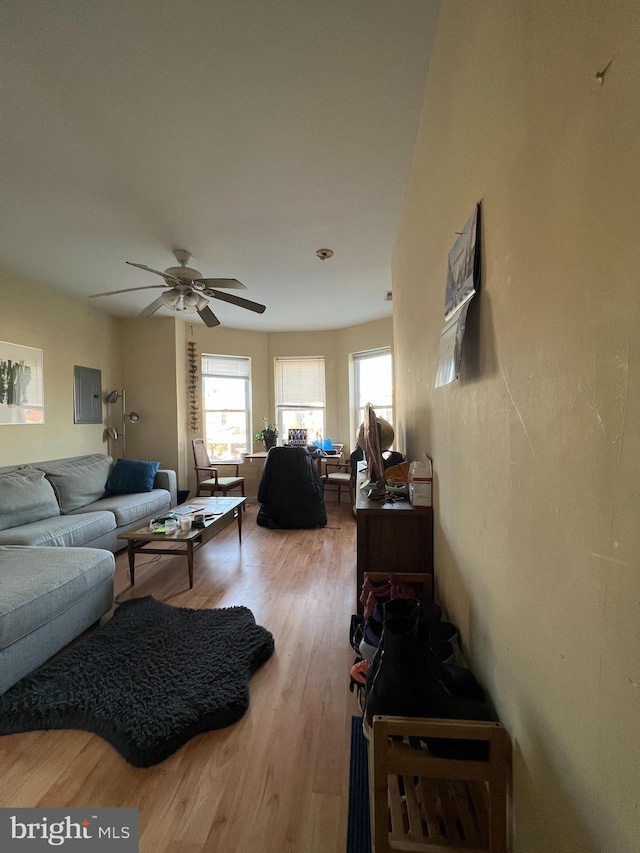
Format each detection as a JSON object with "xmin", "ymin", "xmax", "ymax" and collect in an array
[{"xmin": 368, "ymin": 716, "xmax": 510, "ymax": 853}]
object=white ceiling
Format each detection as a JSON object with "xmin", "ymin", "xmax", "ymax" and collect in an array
[{"xmin": 1, "ymin": 1, "xmax": 438, "ymax": 332}]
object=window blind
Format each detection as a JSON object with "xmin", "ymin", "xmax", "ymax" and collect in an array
[
  {"xmin": 275, "ymin": 358, "xmax": 326, "ymax": 407},
  {"xmin": 352, "ymin": 347, "xmax": 391, "ymax": 364},
  {"xmin": 202, "ymin": 355, "xmax": 250, "ymax": 379}
]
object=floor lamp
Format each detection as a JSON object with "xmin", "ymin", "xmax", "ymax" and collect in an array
[{"xmin": 105, "ymin": 389, "xmax": 140, "ymax": 459}]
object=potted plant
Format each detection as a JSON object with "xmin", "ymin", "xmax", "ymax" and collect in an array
[{"xmin": 255, "ymin": 418, "xmax": 278, "ymax": 451}]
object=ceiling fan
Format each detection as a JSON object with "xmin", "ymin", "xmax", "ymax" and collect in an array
[{"xmin": 88, "ymin": 249, "xmax": 266, "ymax": 328}]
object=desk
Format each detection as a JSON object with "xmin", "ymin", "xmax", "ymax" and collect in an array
[
  {"xmin": 355, "ymin": 476, "xmax": 433, "ymax": 612},
  {"xmin": 244, "ymin": 450, "xmax": 342, "ymax": 474}
]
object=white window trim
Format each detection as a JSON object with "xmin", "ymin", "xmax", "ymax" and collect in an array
[
  {"xmin": 201, "ymin": 354, "xmax": 252, "ymax": 462},
  {"xmin": 352, "ymin": 346, "xmax": 393, "ymax": 442}
]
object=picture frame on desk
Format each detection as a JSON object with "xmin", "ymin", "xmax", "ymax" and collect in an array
[{"xmin": 287, "ymin": 428, "xmax": 308, "ymax": 446}]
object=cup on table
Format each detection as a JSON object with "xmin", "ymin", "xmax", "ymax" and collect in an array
[{"xmin": 179, "ymin": 516, "xmax": 192, "ymax": 532}]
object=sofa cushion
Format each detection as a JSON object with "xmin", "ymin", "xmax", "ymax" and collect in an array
[
  {"xmin": 37, "ymin": 455, "xmax": 113, "ymax": 513},
  {"xmin": 0, "ymin": 545, "xmax": 115, "ymax": 652},
  {"xmin": 0, "ymin": 469, "xmax": 60, "ymax": 531},
  {"xmin": 105, "ymin": 459, "xmax": 161, "ymax": 494},
  {"xmin": 0, "ymin": 511, "xmax": 116, "ymax": 547},
  {"xmin": 69, "ymin": 489, "xmax": 171, "ymax": 527}
]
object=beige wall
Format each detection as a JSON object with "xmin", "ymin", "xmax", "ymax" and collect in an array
[
  {"xmin": 0, "ymin": 271, "xmax": 121, "ymax": 466},
  {"xmin": 393, "ymin": 2, "xmax": 640, "ymax": 851},
  {"xmin": 119, "ymin": 317, "xmax": 181, "ymax": 477}
]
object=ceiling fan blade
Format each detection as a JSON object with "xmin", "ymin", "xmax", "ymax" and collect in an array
[
  {"xmin": 89, "ymin": 284, "xmax": 167, "ymax": 298},
  {"xmin": 125, "ymin": 261, "xmax": 181, "ymax": 284},
  {"xmin": 138, "ymin": 296, "xmax": 166, "ymax": 318},
  {"xmin": 194, "ymin": 277, "xmax": 247, "ymax": 290},
  {"xmin": 198, "ymin": 304, "xmax": 221, "ymax": 328},
  {"xmin": 207, "ymin": 290, "xmax": 266, "ymax": 314}
]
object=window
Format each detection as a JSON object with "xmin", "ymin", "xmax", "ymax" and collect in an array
[
  {"xmin": 201, "ymin": 355, "xmax": 251, "ymax": 461},
  {"xmin": 275, "ymin": 357, "xmax": 326, "ymax": 443},
  {"xmin": 353, "ymin": 347, "xmax": 393, "ymax": 433}
]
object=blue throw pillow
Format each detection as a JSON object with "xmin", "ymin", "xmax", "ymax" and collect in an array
[{"xmin": 105, "ymin": 459, "xmax": 161, "ymax": 494}]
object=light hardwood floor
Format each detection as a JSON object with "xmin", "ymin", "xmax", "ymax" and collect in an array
[{"xmin": 0, "ymin": 500, "xmax": 359, "ymax": 853}]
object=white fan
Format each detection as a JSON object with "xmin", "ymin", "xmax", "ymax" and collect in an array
[{"xmin": 89, "ymin": 250, "xmax": 266, "ymax": 328}]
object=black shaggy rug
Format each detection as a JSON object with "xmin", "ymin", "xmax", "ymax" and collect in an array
[{"xmin": 0, "ymin": 596, "xmax": 275, "ymax": 767}]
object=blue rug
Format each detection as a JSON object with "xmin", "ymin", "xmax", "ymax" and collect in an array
[{"xmin": 347, "ymin": 715, "xmax": 371, "ymax": 853}]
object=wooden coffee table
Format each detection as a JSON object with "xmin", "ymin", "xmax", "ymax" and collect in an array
[{"xmin": 118, "ymin": 496, "xmax": 245, "ymax": 589}]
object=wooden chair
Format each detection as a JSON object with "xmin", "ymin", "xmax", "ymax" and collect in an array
[
  {"xmin": 192, "ymin": 439, "xmax": 246, "ymax": 508},
  {"xmin": 322, "ymin": 453, "xmax": 354, "ymax": 504}
]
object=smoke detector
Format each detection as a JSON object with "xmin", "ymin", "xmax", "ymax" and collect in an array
[{"xmin": 315, "ymin": 248, "xmax": 334, "ymax": 260}]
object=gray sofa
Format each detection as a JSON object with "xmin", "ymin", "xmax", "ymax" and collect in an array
[
  {"xmin": 0, "ymin": 454, "xmax": 178, "ymax": 694},
  {"xmin": 0, "ymin": 545, "xmax": 115, "ymax": 693},
  {"xmin": 0, "ymin": 454, "xmax": 177, "ymax": 553}
]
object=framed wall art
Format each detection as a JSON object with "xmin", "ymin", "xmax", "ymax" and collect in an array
[
  {"xmin": 435, "ymin": 202, "xmax": 481, "ymax": 388},
  {"xmin": 0, "ymin": 341, "xmax": 45, "ymax": 424}
]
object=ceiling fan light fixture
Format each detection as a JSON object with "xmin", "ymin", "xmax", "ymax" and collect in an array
[
  {"xmin": 161, "ymin": 288, "xmax": 181, "ymax": 308},
  {"xmin": 195, "ymin": 294, "xmax": 208, "ymax": 311},
  {"xmin": 182, "ymin": 290, "xmax": 199, "ymax": 307}
]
